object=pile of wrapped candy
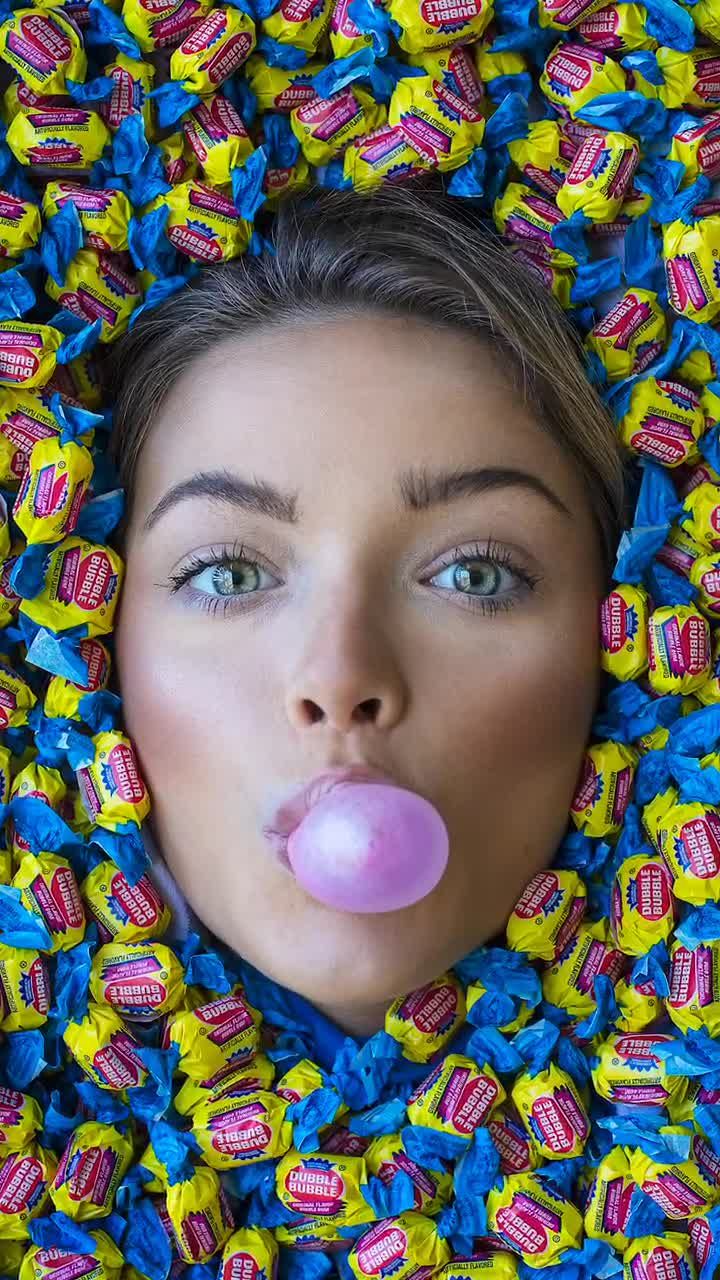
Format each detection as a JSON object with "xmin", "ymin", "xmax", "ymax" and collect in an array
[{"xmin": 0, "ymin": 0, "xmax": 719, "ymax": 1277}]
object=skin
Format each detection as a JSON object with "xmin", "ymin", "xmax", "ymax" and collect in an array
[{"xmin": 116, "ymin": 312, "xmax": 606, "ymax": 1038}]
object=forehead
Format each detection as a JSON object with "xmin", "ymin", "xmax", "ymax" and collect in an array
[{"xmin": 131, "ymin": 312, "xmax": 587, "ymax": 518}]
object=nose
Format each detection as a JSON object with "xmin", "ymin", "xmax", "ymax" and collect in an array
[{"xmin": 284, "ymin": 598, "xmax": 408, "ymax": 734}]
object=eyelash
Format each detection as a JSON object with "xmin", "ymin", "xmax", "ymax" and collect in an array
[{"xmin": 166, "ymin": 538, "xmax": 542, "ymax": 618}]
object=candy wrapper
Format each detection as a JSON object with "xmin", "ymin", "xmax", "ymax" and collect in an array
[{"xmin": 0, "ymin": 0, "xmax": 715, "ymax": 1272}]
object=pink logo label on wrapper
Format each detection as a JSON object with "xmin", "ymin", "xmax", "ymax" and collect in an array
[
  {"xmin": 0, "ymin": 1154, "xmax": 46, "ymax": 1214},
  {"xmin": 676, "ymin": 813, "xmax": 720, "ymax": 879},
  {"xmin": 601, "ymin": 591, "xmax": 638, "ymax": 652},
  {"xmin": 102, "ymin": 67, "xmax": 143, "ymax": 128},
  {"xmin": 666, "ymin": 254, "xmax": 710, "ymax": 313},
  {"xmin": 546, "ymin": 45, "xmax": 603, "ymax": 94},
  {"xmin": 103, "ymin": 741, "xmax": 146, "ymax": 805},
  {"xmin": 599, "ymin": 1175, "xmax": 634, "ymax": 1235},
  {"xmin": 32, "ymin": 462, "xmax": 69, "ymax": 518},
  {"xmin": 514, "ymin": 870, "xmax": 564, "ymax": 919},
  {"xmin": 420, "ymin": 0, "xmax": 482, "ymax": 27},
  {"xmin": 196, "ymin": 994, "xmax": 255, "ymax": 1048},
  {"xmin": 206, "ymin": 33, "xmax": 255, "ymax": 83},
  {"xmin": 571, "ymin": 755, "xmax": 601, "ymax": 813},
  {"xmin": 298, "ymin": 88, "xmax": 361, "ymax": 141},
  {"xmin": 57, "ymin": 545, "xmax": 118, "ymax": 612},
  {"xmin": 282, "ymin": 0, "xmax": 325, "ymax": 22},
  {"xmin": 93, "ymin": 1032, "xmax": 144, "ymax": 1088},
  {"xmin": 7, "ymin": 13, "xmax": 72, "ymax": 76},
  {"xmin": 222, "ymin": 1252, "xmax": 266, "ymax": 1280},
  {"xmin": 669, "ymin": 943, "xmax": 714, "ymax": 1008},
  {"xmin": 690, "ymin": 1214, "xmax": 713, "ymax": 1267},
  {"xmin": 577, "ymin": 7, "xmax": 622, "ymax": 49},
  {"xmin": 629, "ymin": 861, "xmax": 673, "ymax": 921},
  {"xmin": 376, "ymin": 1150, "xmax": 436, "ymax": 1210},
  {"xmin": 331, "ymin": 0, "xmax": 361, "ymax": 36},
  {"xmin": 398, "ymin": 982, "xmax": 458, "ymax": 1036},
  {"xmin": 22, "ymin": 956, "xmax": 50, "ymax": 1016},
  {"xmin": 179, "ymin": 8, "xmax": 228, "ymax": 51},
  {"xmin": 210, "ymin": 1100, "xmax": 274, "ymax": 1158},
  {"xmin": 643, "ymin": 1173, "xmax": 706, "ymax": 1218},
  {"xmin": 31, "ymin": 865, "xmax": 84, "ymax": 935},
  {"xmin": 354, "ymin": 1222, "xmax": 408, "ymax": 1275},
  {"xmin": 284, "ymin": 1159, "xmax": 346, "ymax": 1214},
  {"xmin": 108, "ymin": 871, "xmax": 163, "ymax": 931},
  {"xmin": 529, "ymin": 1087, "xmax": 588, "ymax": 1154},
  {"xmin": 64, "ymin": 1146, "xmax": 118, "ymax": 1206},
  {"xmin": 495, "ymin": 1190, "xmax": 560, "ymax": 1255},
  {"xmin": 488, "ymin": 1113, "xmax": 533, "ymax": 1174},
  {"xmin": 438, "ymin": 1065, "xmax": 500, "ymax": 1133},
  {"xmin": 652, "ymin": 613, "xmax": 710, "ymax": 678}
]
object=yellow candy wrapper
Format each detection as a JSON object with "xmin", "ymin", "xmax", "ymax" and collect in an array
[
  {"xmin": 591, "ymin": 1032, "xmax": 687, "ymax": 1107},
  {"xmin": 487, "ymin": 1172, "xmax": 583, "ymax": 1267},
  {"xmin": 657, "ymin": 524, "xmax": 702, "ymax": 581},
  {"xmin": 542, "ymin": 920, "xmax": 626, "ymax": 1019},
  {"xmin": 388, "ymin": 74, "xmax": 484, "ymax": 170},
  {"xmin": 585, "ymin": 288, "xmax": 666, "ymax": 382},
  {"xmin": 556, "ymin": 129, "xmax": 639, "ymax": 222},
  {"xmin": 0, "ymin": 1089, "xmax": 43, "ymax": 1154},
  {"xmin": 408, "ymin": 45, "xmax": 484, "ymax": 106},
  {"xmin": 146, "ymin": 181, "xmax": 252, "ymax": 264},
  {"xmin": 610, "ymin": 854, "xmax": 676, "ymax": 955},
  {"xmin": 690, "ymin": 551, "xmax": 720, "ymax": 620},
  {"xmin": 175, "ymin": 1052, "xmax": 276, "ymax": 1116},
  {"xmin": 13, "ymin": 852, "xmax": 85, "ymax": 952},
  {"xmin": 47, "ymin": 348, "xmax": 102, "ymax": 410},
  {"xmin": 44, "ymin": 637, "xmax": 110, "ymax": 721},
  {"xmin": 331, "ymin": 0, "xmax": 374, "ymax": 58},
  {"xmin": 667, "ymin": 936, "xmax": 720, "ymax": 1035},
  {"xmin": 0, "ymin": 942, "xmax": 51, "ymax": 1030},
  {"xmin": 275, "ymin": 1057, "xmax": 326, "ymax": 1102},
  {"xmin": 159, "ymin": 129, "xmax": 199, "ymax": 185},
  {"xmin": 664, "ymin": 209, "xmax": 720, "ymax": 325},
  {"xmin": 407, "ymin": 1052, "xmax": 505, "ymax": 1135},
  {"xmin": 487, "ymin": 1106, "xmax": 541, "ymax": 1174},
  {"xmin": 50, "ymin": 1121, "xmax": 133, "ymax": 1220},
  {"xmin": 19, "ymin": 535, "xmax": 123, "ymax": 638},
  {"xmin": 0, "ymin": 1143, "xmax": 56, "ymax": 1241},
  {"xmin": 14, "ymin": 436, "xmax": 92, "ymax": 545},
  {"xmin": 644, "ymin": 788, "xmax": 720, "ymax": 903},
  {"xmin": 43, "ymin": 182, "xmax": 132, "ymax": 254},
  {"xmin": 122, "ymin": 0, "xmax": 214, "ymax": 51},
  {"xmin": 511, "ymin": 1064, "xmax": 590, "ymax": 1161},
  {"xmin": 0, "ymin": 8, "xmax": 86, "ymax": 94},
  {"xmin": 669, "ymin": 113, "xmax": 720, "ymax": 187},
  {"xmin": 8, "ymin": 761, "xmax": 65, "ymax": 863},
  {"xmin": 436, "ymin": 1252, "xmax": 520, "ymax": 1280},
  {"xmin": 540, "ymin": 41, "xmax": 626, "ymax": 116},
  {"xmin": 246, "ymin": 55, "xmax": 322, "ymax": 112},
  {"xmin": 506, "ymin": 868, "xmax": 586, "ymax": 962},
  {"xmin": 696, "ymin": 631, "xmax": 720, "ymax": 707},
  {"xmin": 6, "ymin": 106, "xmax": 110, "ymax": 172},
  {"xmin": 507, "ymin": 119, "xmax": 575, "ymax": 198},
  {"xmin": 292, "ymin": 85, "xmax": 386, "ymax": 166},
  {"xmin": 0, "ymin": 323, "xmax": 63, "ymax": 391},
  {"xmin": 630, "ymin": 1132, "xmax": 720, "ymax": 1218},
  {"xmin": 75, "ymin": 731, "xmax": 150, "ymax": 832},
  {"xmin": 348, "ymin": 1212, "xmax": 451, "ymax": 1280},
  {"xmin": 0, "ymin": 548, "xmax": 17, "ymax": 630},
  {"xmin": 655, "ymin": 47, "xmax": 720, "ymax": 110},
  {"xmin": 569, "ymin": 740, "xmax": 637, "ymax": 837},
  {"xmin": 80, "ymin": 857, "xmax": 171, "ymax": 944},
  {"xmin": 600, "ymin": 583, "xmax": 649, "ymax": 680},
  {"xmin": 89, "ymin": 940, "xmax": 185, "ymax": 1021},
  {"xmin": 263, "ymin": 0, "xmax": 332, "ymax": 54},
  {"xmin": 0, "ymin": 658, "xmax": 35, "ymax": 731},
  {"xmin": 45, "ymin": 248, "xmax": 141, "ymax": 344},
  {"xmin": 647, "ymin": 605, "xmax": 711, "ymax": 695},
  {"xmin": 622, "ymin": 1234, "xmax": 698, "ymax": 1280},
  {"xmin": 221, "ymin": 1228, "xmax": 279, "ymax": 1280},
  {"xmin": 100, "ymin": 52, "xmax": 155, "ymax": 136},
  {"xmin": 344, "ymin": 124, "xmax": 427, "ymax": 190},
  {"xmin": 619, "ymin": 377, "xmax": 705, "ymax": 467},
  {"xmin": 614, "ymin": 974, "xmax": 663, "ymax": 1032},
  {"xmin": 388, "ymin": 0, "xmax": 492, "ymax": 54},
  {"xmin": 583, "ymin": 1148, "xmax": 637, "ymax": 1250},
  {"xmin": 275, "ymin": 1148, "xmax": 374, "ymax": 1226},
  {"xmin": 575, "ymin": 2, "xmax": 658, "ymax": 51},
  {"xmin": 538, "ymin": 0, "xmax": 606, "ymax": 31},
  {"xmin": 494, "ymin": 182, "xmax": 576, "ymax": 267},
  {"xmin": 19, "ymin": 1230, "xmax": 124, "ymax": 1280},
  {"xmin": 0, "ymin": 190, "xmax": 41, "ymax": 260},
  {"xmin": 0, "ymin": 388, "xmax": 60, "ymax": 485},
  {"xmin": 386, "ymin": 972, "xmax": 465, "ymax": 1062},
  {"xmin": 183, "ymin": 96, "xmax": 254, "ymax": 188},
  {"xmin": 170, "ymin": 7, "xmax": 257, "ymax": 92},
  {"xmin": 166, "ymin": 1163, "xmax": 234, "ymax": 1262},
  {"xmin": 508, "ymin": 246, "xmax": 574, "ymax": 308},
  {"xmin": 166, "ymin": 988, "xmax": 262, "ymax": 1079},
  {"xmin": 63, "ymin": 1001, "xmax": 149, "ymax": 1090},
  {"xmin": 365, "ymin": 1132, "xmax": 453, "ymax": 1214}
]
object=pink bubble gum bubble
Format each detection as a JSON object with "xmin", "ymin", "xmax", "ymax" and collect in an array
[{"xmin": 285, "ymin": 782, "xmax": 449, "ymax": 914}]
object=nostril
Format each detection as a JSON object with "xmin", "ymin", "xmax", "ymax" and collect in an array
[
  {"xmin": 301, "ymin": 699, "xmax": 325, "ymax": 725},
  {"xmin": 354, "ymin": 698, "xmax": 381, "ymax": 723}
]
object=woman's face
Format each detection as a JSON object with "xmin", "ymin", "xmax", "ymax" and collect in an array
[{"xmin": 116, "ymin": 313, "xmax": 606, "ymax": 1036}]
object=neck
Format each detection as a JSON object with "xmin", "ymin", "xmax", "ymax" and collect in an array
[{"xmin": 312, "ymin": 994, "xmax": 391, "ymax": 1040}]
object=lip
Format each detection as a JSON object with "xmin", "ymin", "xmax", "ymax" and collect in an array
[{"xmin": 262, "ymin": 765, "xmax": 396, "ymax": 867}]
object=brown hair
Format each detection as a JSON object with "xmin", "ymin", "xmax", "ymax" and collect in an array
[{"xmin": 108, "ymin": 184, "xmax": 627, "ymax": 570}]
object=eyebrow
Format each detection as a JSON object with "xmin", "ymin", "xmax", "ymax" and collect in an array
[{"xmin": 143, "ymin": 464, "xmax": 572, "ymax": 531}]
